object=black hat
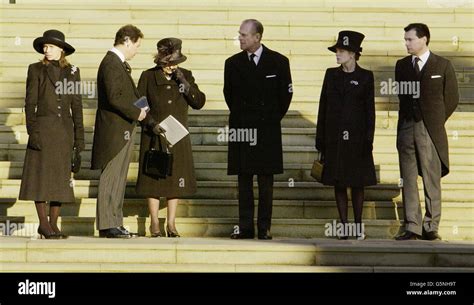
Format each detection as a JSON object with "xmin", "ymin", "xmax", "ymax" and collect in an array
[
  {"xmin": 328, "ymin": 30, "xmax": 365, "ymax": 54},
  {"xmin": 33, "ymin": 29, "xmax": 75, "ymax": 56},
  {"xmin": 155, "ymin": 38, "xmax": 187, "ymax": 67}
]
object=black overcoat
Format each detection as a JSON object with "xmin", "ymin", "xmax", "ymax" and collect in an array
[
  {"xmin": 223, "ymin": 45, "xmax": 293, "ymax": 175},
  {"xmin": 315, "ymin": 64, "xmax": 377, "ymax": 187}
]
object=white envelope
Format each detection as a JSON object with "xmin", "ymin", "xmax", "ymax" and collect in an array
[
  {"xmin": 158, "ymin": 115, "xmax": 189, "ymax": 146},
  {"xmin": 431, "ymin": 75, "xmax": 442, "ymax": 79}
]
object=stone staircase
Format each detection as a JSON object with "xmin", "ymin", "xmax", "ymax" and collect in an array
[{"xmin": 0, "ymin": 0, "xmax": 473, "ymax": 271}]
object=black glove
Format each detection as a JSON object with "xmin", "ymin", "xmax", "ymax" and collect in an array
[
  {"xmin": 27, "ymin": 132, "xmax": 42, "ymax": 151},
  {"xmin": 173, "ymin": 68, "xmax": 190, "ymax": 94},
  {"xmin": 152, "ymin": 123, "xmax": 166, "ymax": 136},
  {"xmin": 71, "ymin": 147, "xmax": 82, "ymax": 173}
]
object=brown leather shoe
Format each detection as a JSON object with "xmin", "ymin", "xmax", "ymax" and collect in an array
[{"xmin": 395, "ymin": 231, "xmax": 420, "ymax": 240}]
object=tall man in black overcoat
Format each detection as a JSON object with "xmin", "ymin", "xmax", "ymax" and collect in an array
[{"xmin": 224, "ymin": 19, "xmax": 293, "ymax": 240}]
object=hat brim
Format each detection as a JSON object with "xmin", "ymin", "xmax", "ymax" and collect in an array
[
  {"xmin": 33, "ymin": 37, "xmax": 75, "ymax": 56},
  {"xmin": 328, "ymin": 43, "xmax": 362, "ymax": 54},
  {"xmin": 158, "ymin": 55, "xmax": 187, "ymax": 67}
]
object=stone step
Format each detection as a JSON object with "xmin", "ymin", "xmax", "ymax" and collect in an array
[
  {"xmin": 2, "ymin": 108, "xmax": 474, "ymax": 130},
  {"xmin": 3, "ymin": 0, "xmax": 471, "ymax": 9},
  {"xmin": 1, "ymin": 236, "xmax": 473, "ymax": 267},
  {"xmin": 1, "ymin": 197, "xmax": 472, "ymax": 223},
  {"xmin": 0, "ymin": 63, "xmax": 474, "ymax": 95},
  {"xmin": 0, "ymin": 261, "xmax": 408, "ymax": 273},
  {"xmin": 30, "ymin": 216, "xmax": 474, "ymax": 240},
  {"xmin": 2, "ymin": 144, "xmax": 473, "ymax": 168},
  {"xmin": 1, "ymin": 60, "xmax": 472, "ymax": 87},
  {"xmin": 1, "ymin": 4, "xmax": 472, "ymax": 24},
  {"xmin": 2, "ymin": 178, "xmax": 474, "ymax": 202},
  {"xmin": 1, "ymin": 52, "xmax": 473, "ymax": 75},
  {"xmin": 0, "ymin": 179, "xmax": 405, "ymax": 201},
  {"xmin": 1, "ymin": 126, "xmax": 473, "ymax": 150},
  {"xmin": 2, "ymin": 161, "xmax": 474, "ymax": 184},
  {"xmin": 5, "ymin": 261, "xmax": 472, "ymax": 273}
]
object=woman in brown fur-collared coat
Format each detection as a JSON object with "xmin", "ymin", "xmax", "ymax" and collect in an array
[
  {"xmin": 19, "ymin": 30, "xmax": 84, "ymax": 239},
  {"xmin": 136, "ymin": 38, "xmax": 205, "ymax": 238}
]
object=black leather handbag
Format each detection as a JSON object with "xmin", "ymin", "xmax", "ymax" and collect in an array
[
  {"xmin": 143, "ymin": 132, "xmax": 173, "ymax": 179},
  {"xmin": 71, "ymin": 147, "xmax": 81, "ymax": 173}
]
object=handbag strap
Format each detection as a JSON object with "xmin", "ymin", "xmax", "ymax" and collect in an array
[{"xmin": 150, "ymin": 131, "xmax": 170, "ymax": 153}]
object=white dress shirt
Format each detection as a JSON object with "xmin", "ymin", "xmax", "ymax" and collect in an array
[
  {"xmin": 110, "ymin": 47, "xmax": 126, "ymax": 63},
  {"xmin": 412, "ymin": 49, "xmax": 430, "ymax": 71},
  {"xmin": 247, "ymin": 45, "xmax": 263, "ymax": 66}
]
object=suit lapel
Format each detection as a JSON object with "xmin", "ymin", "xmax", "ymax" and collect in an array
[
  {"xmin": 45, "ymin": 63, "xmax": 60, "ymax": 87},
  {"xmin": 107, "ymin": 51, "xmax": 140, "ymax": 97},
  {"xmin": 256, "ymin": 45, "xmax": 272, "ymax": 75},
  {"xmin": 420, "ymin": 52, "xmax": 438, "ymax": 81},
  {"xmin": 334, "ymin": 67, "xmax": 345, "ymax": 98},
  {"xmin": 154, "ymin": 67, "xmax": 173, "ymax": 87}
]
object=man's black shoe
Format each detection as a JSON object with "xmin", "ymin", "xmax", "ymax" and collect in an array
[
  {"xmin": 230, "ymin": 232, "xmax": 254, "ymax": 239},
  {"xmin": 395, "ymin": 231, "xmax": 420, "ymax": 241},
  {"xmin": 422, "ymin": 230, "xmax": 442, "ymax": 241},
  {"xmin": 258, "ymin": 230, "xmax": 273, "ymax": 240},
  {"xmin": 99, "ymin": 227, "xmax": 131, "ymax": 238}
]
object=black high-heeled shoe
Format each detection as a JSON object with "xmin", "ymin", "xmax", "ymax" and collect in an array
[
  {"xmin": 166, "ymin": 226, "xmax": 180, "ymax": 238},
  {"xmin": 37, "ymin": 227, "xmax": 60, "ymax": 240},
  {"xmin": 50, "ymin": 225, "xmax": 68, "ymax": 239},
  {"xmin": 149, "ymin": 225, "xmax": 162, "ymax": 238}
]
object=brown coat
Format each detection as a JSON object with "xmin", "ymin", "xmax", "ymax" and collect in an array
[
  {"xmin": 315, "ymin": 65, "xmax": 377, "ymax": 187},
  {"xmin": 395, "ymin": 52, "xmax": 459, "ymax": 177},
  {"xmin": 135, "ymin": 66, "xmax": 205, "ymax": 198},
  {"xmin": 91, "ymin": 51, "xmax": 141, "ymax": 170},
  {"xmin": 19, "ymin": 61, "xmax": 84, "ymax": 202}
]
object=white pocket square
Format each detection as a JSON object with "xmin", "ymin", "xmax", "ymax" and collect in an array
[
  {"xmin": 431, "ymin": 75, "xmax": 442, "ymax": 79},
  {"xmin": 266, "ymin": 75, "xmax": 276, "ymax": 78}
]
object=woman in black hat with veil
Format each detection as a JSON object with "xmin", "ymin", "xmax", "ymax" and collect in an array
[
  {"xmin": 19, "ymin": 30, "xmax": 84, "ymax": 239},
  {"xmin": 315, "ymin": 31, "xmax": 376, "ymax": 240}
]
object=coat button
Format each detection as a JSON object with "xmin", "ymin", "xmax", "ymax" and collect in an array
[
  {"xmin": 57, "ymin": 106, "xmax": 61, "ymax": 109},
  {"xmin": 168, "ymin": 100, "xmax": 172, "ymax": 104},
  {"xmin": 57, "ymin": 113, "xmax": 61, "ymax": 117},
  {"xmin": 167, "ymin": 86, "xmax": 171, "ymax": 89},
  {"xmin": 57, "ymin": 98, "xmax": 61, "ymax": 102}
]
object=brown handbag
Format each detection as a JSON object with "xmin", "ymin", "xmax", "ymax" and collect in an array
[{"xmin": 310, "ymin": 152, "xmax": 323, "ymax": 182}]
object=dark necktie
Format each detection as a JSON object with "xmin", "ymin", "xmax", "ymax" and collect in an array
[
  {"xmin": 249, "ymin": 53, "xmax": 257, "ymax": 67},
  {"xmin": 124, "ymin": 61, "xmax": 132, "ymax": 74},
  {"xmin": 412, "ymin": 57, "xmax": 422, "ymax": 122},
  {"xmin": 414, "ymin": 57, "xmax": 421, "ymax": 77}
]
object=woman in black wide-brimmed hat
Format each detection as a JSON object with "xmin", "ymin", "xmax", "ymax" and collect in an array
[
  {"xmin": 19, "ymin": 29, "xmax": 84, "ymax": 239},
  {"xmin": 136, "ymin": 38, "xmax": 206, "ymax": 238},
  {"xmin": 315, "ymin": 31, "xmax": 377, "ymax": 240}
]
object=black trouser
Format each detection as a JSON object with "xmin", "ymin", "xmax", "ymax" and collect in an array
[{"xmin": 238, "ymin": 174, "xmax": 274, "ymax": 235}]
